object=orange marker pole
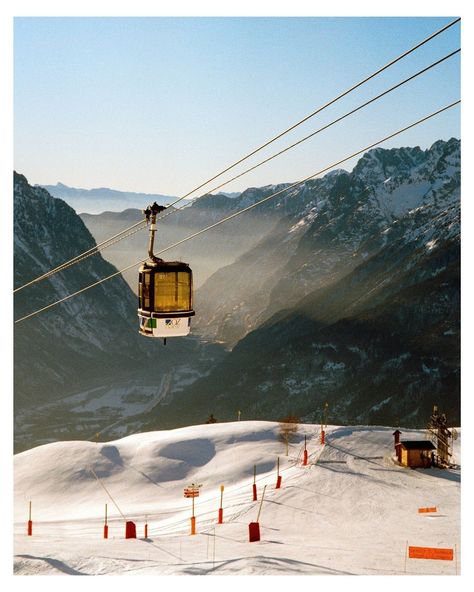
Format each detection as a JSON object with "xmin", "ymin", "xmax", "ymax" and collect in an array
[
  {"xmin": 252, "ymin": 465, "xmax": 257, "ymax": 501},
  {"xmin": 103, "ymin": 503, "xmax": 108, "ymax": 539},
  {"xmin": 27, "ymin": 501, "xmax": 32, "ymax": 536},
  {"xmin": 144, "ymin": 515, "xmax": 148, "ymax": 539},
  {"xmin": 190, "ymin": 494, "xmax": 196, "ymax": 535},
  {"xmin": 303, "ymin": 435, "xmax": 308, "ymax": 465}
]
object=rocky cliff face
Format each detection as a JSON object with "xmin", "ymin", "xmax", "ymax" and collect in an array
[
  {"xmin": 13, "ymin": 172, "xmax": 211, "ymax": 451},
  {"xmin": 194, "ymin": 138, "xmax": 460, "ymax": 347}
]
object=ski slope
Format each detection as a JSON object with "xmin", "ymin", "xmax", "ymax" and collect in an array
[{"xmin": 13, "ymin": 421, "xmax": 461, "ymax": 576}]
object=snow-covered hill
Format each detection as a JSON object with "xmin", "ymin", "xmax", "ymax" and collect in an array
[{"xmin": 14, "ymin": 421, "xmax": 461, "ymax": 576}]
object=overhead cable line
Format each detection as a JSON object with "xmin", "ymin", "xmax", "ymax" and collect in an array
[
  {"xmin": 155, "ymin": 48, "xmax": 460, "ymax": 224},
  {"xmin": 141, "ymin": 101, "xmax": 461, "ymax": 257},
  {"xmin": 13, "ymin": 218, "xmax": 148, "ymax": 294},
  {"xmin": 13, "ymin": 99, "xmax": 460, "ymax": 325},
  {"xmin": 159, "ymin": 17, "xmax": 460, "ymax": 211},
  {"xmin": 13, "ymin": 19, "xmax": 459, "ymax": 292},
  {"xmin": 89, "ymin": 466, "xmax": 127, "ymax": 521}
]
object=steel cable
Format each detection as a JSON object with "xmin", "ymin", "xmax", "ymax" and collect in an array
[
  {"xmin": 13, "ymin": 100, "xmax": 460, "ymax": 324},
  {"xmin": 13, "ymin": 18, "xmax": 459, "ymax": 292},
  {"xmin": 154, "ymin": 49, "xmax": 460, "ymax": 224}
]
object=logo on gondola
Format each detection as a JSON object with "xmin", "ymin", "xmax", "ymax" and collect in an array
[
  {"xmin": 165, "ymin": 319, "xmax": 182, "ymax": 327},
  {"xmin": 141, "ymin": 317, "xmax": 156, "ymax": 329}
]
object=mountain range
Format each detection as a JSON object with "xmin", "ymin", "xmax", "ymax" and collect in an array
[
  {"xmin": 138, "ymin": 138, "xmax": 461, "ymax": 430},
  {"xmin": 14, "ymin": 138, "xmax": 461, "ymax": 450},
  {"xmin": 37, "ymin": 182, "xmax": 177, "ymax": 214},
  {"xmin": 79, "ymin": 188, "xmax": 286, "ymax": 291}
]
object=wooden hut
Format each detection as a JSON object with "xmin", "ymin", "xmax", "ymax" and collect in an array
[{"xmin": 397, "ymin": 440, "xmax": 436, "ymax": 468}]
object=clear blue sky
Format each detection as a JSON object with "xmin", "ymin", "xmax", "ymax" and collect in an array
[{"xmin": 14, "ymin": 16, "xmax": 460, "ymax": 196}]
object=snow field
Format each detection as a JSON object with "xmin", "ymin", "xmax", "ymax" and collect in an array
[{"xmin": 14, "ymin": 421, "xmax": 460, "ymax": 576}]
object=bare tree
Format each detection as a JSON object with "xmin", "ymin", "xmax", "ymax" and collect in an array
[{"xmin": 279, "ymin": 415, "xmax": 299, "ymax": 456}]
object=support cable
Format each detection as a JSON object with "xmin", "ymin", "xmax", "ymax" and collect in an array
[
  {"xmin": 155, "ymin": 49, "xmax": 460, "ymax": 224},
  {"xmin": 13, "ymin": 100, "xmax": 460, "ymax": 325},
  {"xmin": 139, "ymin": 101, "xmax": 461, "ymax": 260},
  {"xmin": 14, "ymin": 219, "xmax": 148, "ymax": 294},
  {"xmin": 89, "ymin": 466, "xmax": 128, "ymax": 521},
  {"xmin": 12, "ymin": 18, "xmax": 459, "ymax": 292},
  {"xmin": 160, "ymin": 17, "xmax": 460, "ymax": 211}
]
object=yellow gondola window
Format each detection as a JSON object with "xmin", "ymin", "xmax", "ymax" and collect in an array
[
  {"xmin": 139, "ymin": 272, "xmax": 151, "ymax": 309},
  {"xmin": 154, "ymin": 271, "xmax": 192, "ymax": 312}
]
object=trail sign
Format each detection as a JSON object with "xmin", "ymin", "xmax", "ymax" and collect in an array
[
  {"xmin": 184, "ymin": 484, "xmax": 202, "ymax": 498},
  {"xmin": 184, "ymin": 488, "xmax": 199, "ymax": 498}
]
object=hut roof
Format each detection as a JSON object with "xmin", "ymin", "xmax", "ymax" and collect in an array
[{"xmin": 399, "ymin": 440, "xmax": 436, "ymax": 450}]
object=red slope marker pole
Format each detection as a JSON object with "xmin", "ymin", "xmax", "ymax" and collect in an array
[
  {"xmin": 218, "ymin": 485, "xmax": 224, "ymax": 524},
  {"xmin": 103, "ymin": 503, "xmax": 108, "ymax": 539},
  {"xmin": 27, "ymin": 501, "xmax": 32, "ymax": 536},
  {"xmin": 276, "ymin": 457, "xmax": 282, "ymax": 489},
  {"xmin": 144, "ymin": 515, "xmax": 148, "ymax": 539},
  {"xmin": 321, "ymin": 402, "xmax": 328, "ymax": 445},
  {"xmin": 252, "ymin": 465, "xmax": 257, "ymax": 501},
  {"xmin": 303, "ymin": 435, "xmax": 308, "ymax": 465}
]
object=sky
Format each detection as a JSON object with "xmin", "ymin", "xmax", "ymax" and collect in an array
[{"xmin": 13, "ymin": 14, "xmax": 461, "ymax": 197}]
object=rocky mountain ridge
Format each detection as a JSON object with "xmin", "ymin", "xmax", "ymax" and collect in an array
[
  {"xmin": 138, "ymin": 138, "xmax": 460, "ymax": 429},
  {"xmin": 194, "ymin": 138, "xmax": 460, "ymax": 347},
  {"xmin": 38, "ymin": 182, "xmax": 176, "ymax": 214}
]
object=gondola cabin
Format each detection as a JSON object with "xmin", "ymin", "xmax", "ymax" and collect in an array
[
  {"xmin": 138, "ymin": 202, "xmax": 195, "ymax": 341},
  {"xmin": 138, "ymin": 259, "xmax": 195, "ymax": 339}
]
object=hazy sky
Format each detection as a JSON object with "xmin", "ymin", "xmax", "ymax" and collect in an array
[{"xmin": 14, "ymin": 16, "xmax": 460, "ymax": 197}]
